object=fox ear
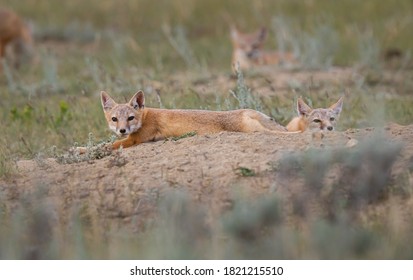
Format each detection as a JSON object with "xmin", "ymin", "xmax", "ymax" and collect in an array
[
  {"xmin": 297, "ymin": 97, "xmax": 312, "ymax": 116},
  {"xmin": 329, "ymin": 96, "xmax": 344, "ymax": 116},
  {"xmin": 101, "ymin": 91, "xmax": 117, "ymax": 111},
  {"xmin": 129, "ymin": 90, "xmax": 145, "ymax": 110}
]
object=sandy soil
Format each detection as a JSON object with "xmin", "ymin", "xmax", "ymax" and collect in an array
[{"xmin": 2, "ymin": 121, "xmax": 412, "ymax": 228}]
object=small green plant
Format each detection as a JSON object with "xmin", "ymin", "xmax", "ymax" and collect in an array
[
  {"xmin": 10, "ymin": 105, "xmax": 33, "ymax": 122},
  {"xmin": 170, "ymin": 131, "xmax": 197, "ymax": 141},
  {"xmin": 53, "ymin": 100, "xmax": 70, "ymax": 128},
  {"xmin": 10, "ymin": 101, "xmax": 71, "ymax": 129},
  {"xmin": 235, "ymin": 166, "xmax": 256, "ymax": 177}
]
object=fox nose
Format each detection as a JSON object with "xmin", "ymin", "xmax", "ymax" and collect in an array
[
  {"xmin": 119, "ymin": 128, "xmax": 126, "ymax": 134},
  {"xmin": 327, "ymin": 126, "xmax": 333, "ymax": 131}
]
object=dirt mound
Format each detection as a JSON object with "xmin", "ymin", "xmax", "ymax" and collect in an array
[{"xmin": 2, "ymin": 123, "xmax": 412, "ymax": 225}]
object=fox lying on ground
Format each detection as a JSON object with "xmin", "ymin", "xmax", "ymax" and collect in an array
[
  {"xmin": 0, "ymin": 8, "xmax": 34, "ymax": 69},
  {"xmin": 286, "ymin": 97, "xmax": 344, "ymax": 132},
  {"xmin": 87, "ymin": 90, "xmax": 291, "ymax": 151},
  {"xmin": 230, "ymin": 25, "xmax": 298, "ymax": 71}
]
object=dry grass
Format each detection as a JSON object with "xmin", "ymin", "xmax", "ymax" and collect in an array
[{"xmin": 0, "ymin": 0, "xmax": 413, "ymax": 259}]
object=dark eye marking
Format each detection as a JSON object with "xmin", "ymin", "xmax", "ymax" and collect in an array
[
  {"xmin": 128, "ymin": 116, "xmax": 135, "ymax": 121},
  {"xmin": 313, "ymin": 119, "xmax": 321, "ymax": 123},
  {"xmin": 330, "ymin": 117, "xmax": 335, "ymax": 121},
  {"xmin": 112, "ymin": 117, "xmax": 118, "ymax": 122}
]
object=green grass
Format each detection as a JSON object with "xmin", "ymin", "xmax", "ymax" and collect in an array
[{"xmin": 1, "ymin": 0, "xmax": 413, "ymax": 259}]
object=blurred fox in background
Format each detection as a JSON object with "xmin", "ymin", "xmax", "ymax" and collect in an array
[
  {"xmin": 0, "ymin": 8, "xmax": 35, "ymax": 70},
  {"xmin": 230, "ymin": 25, "xmax": 298, "ymax": 71}
]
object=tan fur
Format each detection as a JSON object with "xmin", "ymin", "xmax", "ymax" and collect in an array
[
  {"xmin": 0, "ymin": 8, "xmax": 34, "ymax": 69},
  {"xmin": 230, "ymin": 26, "xmax": 298, "ymax": 71},
  {"xmin": 99, "ymin": 90, "xmax": 290, "ymax": 150},
  {"xmin": 286, "ymin": 97, "xmax": 344, "ymax": 132}
]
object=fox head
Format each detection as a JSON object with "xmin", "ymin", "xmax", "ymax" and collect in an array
[
  {"xmin": 230, "ymin": 26, "xmax": 267, "ymax": 55},
  {"xmin": 101, "ymin": 91, "xmax": 145, "ymax": 136},
  {"xmin": 297, "ymin": 97, "xmax": 343, "ymax": 131},
  {"xmin": 0, "ymin": 8, "xmax": 36, "ymax": 66}
]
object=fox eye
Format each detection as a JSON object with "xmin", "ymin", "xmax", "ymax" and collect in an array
[
  {"xmin": 330, "ymin": 117, "xmax": 335, "ymax": 121},
  {"xmin": 313, "ymin": 119, "xmax": 321, "ymax": 123},
  {"xmin": 111, "ymin": 117, "xmax": 118, "ymax": 122},
  {"xmin": 128, "ymin": 116, "xmax": 135, "ymax": 121}
]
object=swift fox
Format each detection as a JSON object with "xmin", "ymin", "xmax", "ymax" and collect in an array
[
  {"xmin": 230, "ymin": 25, "xmax": 297, "ymax": 71},
  {"xmin": 286, "ymin": 97, "xmax": 344, "ymax": 132},
  {"xmin": 0, "ymin": 8, "xmax": 34, "ymax": 69},
  {"xmin": 97, "ymin": 90, "xmax": 289, "ymax": 150}
]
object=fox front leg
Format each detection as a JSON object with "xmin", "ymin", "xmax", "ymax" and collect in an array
[{"xmin": 112, "ymin": 136, "xmax": 140, "ymax": 150}]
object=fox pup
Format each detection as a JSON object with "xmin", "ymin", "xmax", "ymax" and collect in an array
[
  {"xmin": 230, "ymin": 25, "xmax": 267, "ymax": 71},
  {"xmin": 0, "ymin": 8, "xmax": 34, "ymax": 69},
  {"xmin": 95, "ymin": 90, "xmax": 291, "ymax": 150},
  {"xmin": 230, "ymin": 25, "xmax": 297, "ymax": 71},
  {"xmin": 286, "ymin": 97, "xmax": 344, "ymax": 132}
]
